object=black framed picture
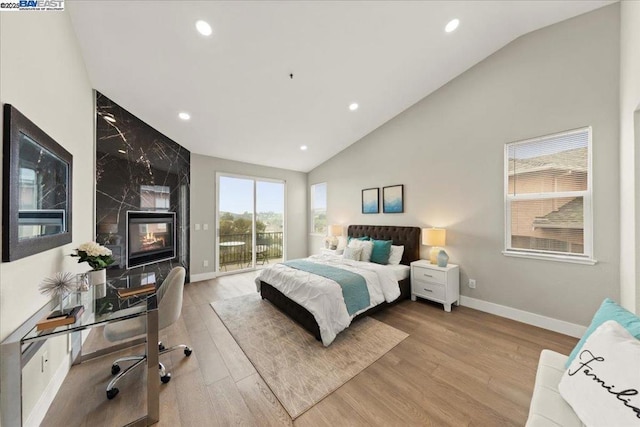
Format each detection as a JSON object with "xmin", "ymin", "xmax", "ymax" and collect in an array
[
  {"xmin": 383, "ymin": 185, "xmax": 404, "ymax": 213},
  {"xmin": 361, "ymin": 188, "xmax": 379, "ymax": 214}
]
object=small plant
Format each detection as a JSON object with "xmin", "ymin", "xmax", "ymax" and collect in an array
[{"xmin": 71, "ymin": 241, "xmax": 114, "ymax": 271}]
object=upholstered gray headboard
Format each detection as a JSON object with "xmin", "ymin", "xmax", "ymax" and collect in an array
[{"xmin": 347, "ymin": 225, "xmax": 421, "ymax": 266}]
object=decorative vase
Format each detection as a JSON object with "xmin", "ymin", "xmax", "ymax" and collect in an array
[
  {"xmin": 88, "ymin": 269, "xmax": 106, "ymax": 285},
  {"xmin": 89, "ymin": 269, "xmax": 107, "ymax": 298},
  {"xmin": 437, "ymin": 250, "xmax": 449, "ymax": 267}
]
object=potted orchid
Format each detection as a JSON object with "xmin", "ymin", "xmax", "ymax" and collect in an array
[{"xmin": 71, "ymin": 242, "xmax": 115, "ymax": 286}]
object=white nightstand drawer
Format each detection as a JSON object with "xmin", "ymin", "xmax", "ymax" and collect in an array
[
  {"xmin": 413, "ymin": 281, "xmax": 445, "ymax": 301},
  {"xmin": 412, "ymin": 267, "xmax": 446, "ymax": 285},
  {"xmin": 410, "ymin": 260, "xmax": 460, "ymax": 312}
]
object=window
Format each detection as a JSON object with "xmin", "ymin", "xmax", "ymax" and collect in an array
[
  {"xmin": 504, "ymin": 127, "xmax": 594, "ymax": 264},
  {"xmin": 310, "ymin": 182, "xmax": 327, "ymax": 235}
]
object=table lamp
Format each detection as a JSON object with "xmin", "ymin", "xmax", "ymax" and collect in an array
[
  {"xmin": 327, "ymin": 224, "xmax": 343, "ymax": 249},
  {"xmin": 329, "ymin": 224, "xmax": 343, "ymax": 237},
  {"xmin": 422, "ymin": 228, "xmax": 446, "ymax": 264}
]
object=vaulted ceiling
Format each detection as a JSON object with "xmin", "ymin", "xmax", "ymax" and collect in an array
[{"xmin": 68, "ymin": 1, "xmax": 612, "ymax": 172}]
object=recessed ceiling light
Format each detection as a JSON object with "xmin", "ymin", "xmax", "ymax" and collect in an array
[
  {"xmin": 178, "ymin": 112, "xmax": 191, "ymax": 121},
  {"xmin": 117, "ymin": 149, "xmax": 126, "ymax": 154},
  {"xmin": 195, "ymin": 20, "xmax": 212, "ymax": 36},
  {"xmin": 300, "ymin": 145, "xmax": 308, "ymax": 151},
  {"xmin": 445, "ymin": 18, "xmax": 460, "ymax": 33},
  {"xmin": 349, "ymin": 103, "xmax": 359, "ymax": 111},
  {"xmin": 103, "ymin": 115, "xmax": 116, "ymax": 123}
]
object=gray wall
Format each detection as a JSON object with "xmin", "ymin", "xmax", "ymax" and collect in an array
[
  {"xmin": 190, "ymin": 154, "xmax": 307, "ymax": 278},
  {"xmin": 620, "ymin": 0, "xmax": 640, "ymax": 314},
  {"xmin": 0, "ymin": 10, "xmax": 94, "ymax": 424},
  {"xmin": 308, "ymin": 5, "xmax": 620, "ymax": 327}
]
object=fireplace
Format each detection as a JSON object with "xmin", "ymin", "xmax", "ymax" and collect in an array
[{"xmin": 126, "ymin": 211, "xmax": 176, "ymax": 269}]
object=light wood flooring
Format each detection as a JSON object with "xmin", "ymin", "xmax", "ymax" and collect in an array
[{"xmin": 43, "ymin": 272, "xmax": 577, "ymax": 426}]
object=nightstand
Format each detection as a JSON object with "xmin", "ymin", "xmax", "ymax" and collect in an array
[
  {"xmin": 320, "ymin": 248, "xmax": 343, "ymax": 255},
  {"xmin": 410, "ymin": 260, "xmax": 460, "ymax": 312}
]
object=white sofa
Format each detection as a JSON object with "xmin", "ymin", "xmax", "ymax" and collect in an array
[{"xmin": 525, "ymin": 350, "xmax": 585, "ymax": 427}]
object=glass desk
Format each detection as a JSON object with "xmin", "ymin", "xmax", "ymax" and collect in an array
[{"xmin": 1, "ymin": 273, "xmax": 160, "ymax": 427}]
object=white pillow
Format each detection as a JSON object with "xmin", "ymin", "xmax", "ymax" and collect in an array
[
  {"xmin": 343, "ymin": 246, "xmax": 363, "ymax": 261},
  {"xmin": 558, "ymin": 320, "xmax": 640, "ymax": 426},
  {"xmin": 387, "ymin": 245, "xmax": 404, "ymax": 265},
  {"xmin": 336, "ymin": 236, "xmax": 347, "ymax": 251},
  {"xmin": 348, "ymin": 239, "xmax": 373, "ymax": 262}
]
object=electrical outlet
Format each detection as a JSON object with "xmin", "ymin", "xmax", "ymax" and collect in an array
[
  {"xmin": 194, "ymin": 223, "xmax": 201, "ymax": 231},
  {"xmin": 468, "ymin": 279, "xmax": 476, "ymax": 289},
  {"xmin": 203, "ymin": 224, "xmax": 209, "ymax": 230},
  {"xmin": 41, "ymin": 350, "xmax": 48, "ymax": 373},
  {"xmin": 203, "ymin": 260, "xmax": 209, "ymax": 267}
]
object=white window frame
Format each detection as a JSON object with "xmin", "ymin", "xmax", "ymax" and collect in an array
[
  {"xmin": 503, "ymin": 127, "xmax": 596, "ymax": 265},
  {"xmin": 310, "ymin": 182, "xmax": 327, "ymax": 236}
]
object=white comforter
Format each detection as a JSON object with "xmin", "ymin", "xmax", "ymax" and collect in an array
[{"xmin": 255, "ymin": 254, "xmax": 400, "ymax": 346}]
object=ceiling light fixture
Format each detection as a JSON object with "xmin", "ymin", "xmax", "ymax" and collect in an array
[
  {"xmin": 118, "ymin": 149, "xmax": 126, "ymax": 154},
  {"xmin": 349, "ymin": 103, "xmax": 359, "ymax": 111},
  {"xmin": 300, "ymin": 145, "xmax": 308, "ymax": 151},
  {"xmin": 178, "ymin": 112, "xmax": 191, "ymax": 121},
  {"xmin": 195, "ymin": 20, "xmax": 212, "ymax": 36},
  {"xmin": 445, "ymin": 18, "xmax": 460, "ymax": 33}
]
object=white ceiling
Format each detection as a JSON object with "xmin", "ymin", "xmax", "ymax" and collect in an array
[{"xmin": 68, "ymin": 0, "xmax": 612, "ymax": 173}]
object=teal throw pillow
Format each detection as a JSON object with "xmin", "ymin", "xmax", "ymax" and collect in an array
[
  {"xmin": 370, "ymin": 239, "xmax": 393, "ymax": 265},
  {"xmin": 565, "ymin": 298, "xmax": 640, "ymax": 368},
  {"xmin": 348, "ymin": 236, "xmax": 370, "ymax": 243}
]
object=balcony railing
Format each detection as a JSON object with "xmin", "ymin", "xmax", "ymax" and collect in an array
[{"xmin": 219, "ymin": 231, "xmax": 283, "ymax": 269}]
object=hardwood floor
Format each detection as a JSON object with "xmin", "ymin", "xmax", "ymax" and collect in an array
[{"xmin": 43, "ymin": 272, "xmax": 577, "ymax": 426}]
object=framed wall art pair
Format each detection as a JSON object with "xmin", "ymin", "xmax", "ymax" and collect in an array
[{"xmin": 361, "ymin": 185, "xmax": 403, "ymax": 214}]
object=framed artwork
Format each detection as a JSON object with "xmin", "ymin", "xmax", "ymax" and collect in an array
[
  {"xmin": 383, "ymin": 185, "xmax": 404, "ymax": 213},
  {"xmin": 361, "ymin": 188, "xmax": 379, "ymax": 214}
]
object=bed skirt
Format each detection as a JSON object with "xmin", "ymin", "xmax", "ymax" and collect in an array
[{"xmin": 260, "ymin": 277, "xmax": 411, "ymax": 341}]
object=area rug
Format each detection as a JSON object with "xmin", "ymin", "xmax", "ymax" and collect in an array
[{"xmin": 211, "ymin": 293, "xmax": 408, "ymax": 419}]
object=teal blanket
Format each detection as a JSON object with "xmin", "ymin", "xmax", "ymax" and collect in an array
[{"xmin": 283, "ymin": 260, "xmax": 370, "ymax": 316}]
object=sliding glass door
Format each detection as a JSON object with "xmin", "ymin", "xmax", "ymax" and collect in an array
[{"xmin": 217, "ymin": 174, "xmax": 285, "ymax": 274}]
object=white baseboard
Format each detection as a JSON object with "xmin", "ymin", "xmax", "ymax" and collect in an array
[
  {"xmin": 25, "ymin": 355, "xmax": 70, "ymax": 427},
  {"xmin": 190, "ymin": 272, "xmax": 217, "ymax": 283},
  {"xmin": 459, "ymin": 296, "xmax": 586, "ymax": 338}
]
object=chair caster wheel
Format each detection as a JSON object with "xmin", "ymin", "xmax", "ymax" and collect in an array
[
  {"xmin": 111, "ymin": 364, "xmax": 120, "ymax": 375},
  {"xmin": 159, "ymin": 343, "xmax": 165, "ymax": 351},
  {"xmin": 106, "ymin": 388, "xmax": 119, "ymax": 400},
  {"xmin": 161, "ymin": 373, "xmax": 171, "ymax": 384},
  {"xmin": 184, "ymin": 347, "xmax": 192, "ymax": 357}
]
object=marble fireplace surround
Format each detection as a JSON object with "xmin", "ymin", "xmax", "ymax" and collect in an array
[{"xmin": 95, "ymin": 92, "xmax": 190, "ymax": 283}]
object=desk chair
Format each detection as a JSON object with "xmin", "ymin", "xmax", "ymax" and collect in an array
[{"xmin": 103, "ymin": 267, "xmax": 192, "ymax": 400}]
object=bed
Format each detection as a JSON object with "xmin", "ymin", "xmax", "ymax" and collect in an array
[{"xmin": 257, "ymin": 225, "xmax": 421, "ymax": 345}]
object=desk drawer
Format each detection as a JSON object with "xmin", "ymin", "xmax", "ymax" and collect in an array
[
  {"xmin": 413, "ymin": 281, "xmax": 445, "ymax": 301},
  {"xmin": 412, "ymin": 267, "xmax": 446, "ymax": 285}
]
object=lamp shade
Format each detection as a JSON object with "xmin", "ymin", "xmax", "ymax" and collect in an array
[
  {"xmin": 328, "ymin": 224, "xmax": 343, "ymax": 236},
  {"xmin": 422, "ymin": 228, "xmax": 446, "ymax": 247}
]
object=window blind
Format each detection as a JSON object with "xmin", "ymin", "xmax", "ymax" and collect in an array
[{"xmin": 505, "ymin": 128, "xmax": 592, "ymax": 260}]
